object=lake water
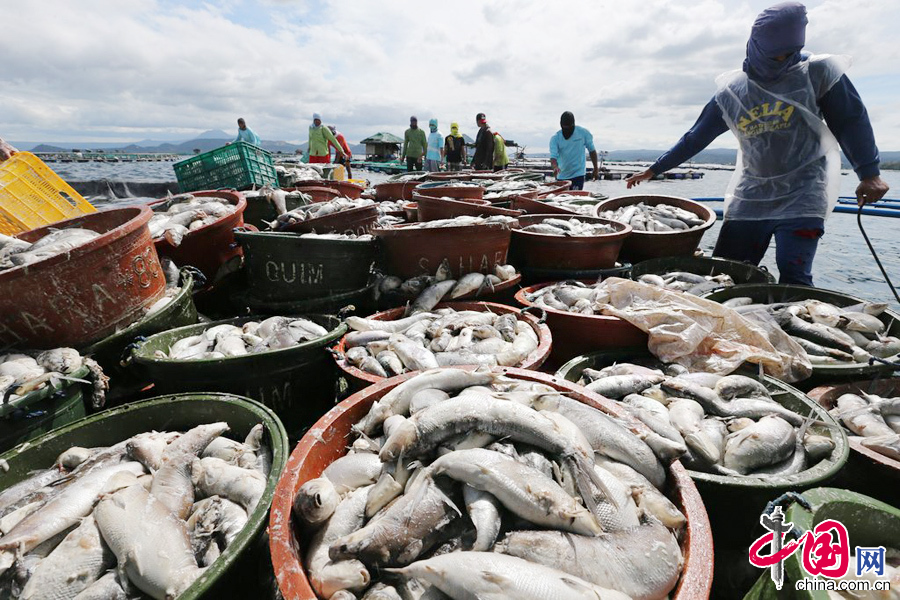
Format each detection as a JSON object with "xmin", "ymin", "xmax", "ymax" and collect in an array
[{"xmin": 60, "ymin": 159, "xmax": 900, "ymax": 308}]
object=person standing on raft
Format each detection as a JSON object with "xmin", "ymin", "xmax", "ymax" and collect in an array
[{"xmin": 625, "ymin": 1, "xmax": 888, "ymax": 286}]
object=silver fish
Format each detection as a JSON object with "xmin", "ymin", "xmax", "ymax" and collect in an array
[
  {"xmin": 386, "ymin": 551, "xmax": 631, "ymax": 600},
  {"xmin": 496, "ymin": 519, "xmax": 682, "ymax": 600},
  {"xmin": 427, "ymin": 449, "xmax": 601, "ymax": 536}
]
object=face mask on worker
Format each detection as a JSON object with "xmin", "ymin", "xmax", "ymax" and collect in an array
[
  {"xmin": 429, "ymin": 119, "xmax": 438, "ymax": 133},
  {"xmin": 742, "ymin": 1, "xmax": 807, "ymax": 82},
  {"xmin": 560, "ymin": 111, "xmax": 576, "ymax": 140}
]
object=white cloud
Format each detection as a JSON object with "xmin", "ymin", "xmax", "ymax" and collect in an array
[{"xmin": 2, "ymin": 0, "xmax": 898, "ymax": 152}]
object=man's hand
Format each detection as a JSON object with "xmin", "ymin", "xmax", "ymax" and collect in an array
[
  {"xmin": 0, "ymin": 139, "xmax": 18, "ymax": 162},
  {"xmin": 625, "ymin": 169, "xmax": 655, "ymax": 189},
  {"xmin": 856, "ymin": 175, "xmax": 889, "ymax": 206},
  {"xmin": 591, "ymin": 169, "xmax": 599, "ymax": 181}
]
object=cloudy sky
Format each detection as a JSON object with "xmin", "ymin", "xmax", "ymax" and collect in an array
[{"xmin": 3, "ymin": 0, "xmax": 899, "ymax": 151}]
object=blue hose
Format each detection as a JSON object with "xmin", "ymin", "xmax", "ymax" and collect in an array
[{"xmin": 690, "ymin": 197, "xmax": 900, "ymax": 219}]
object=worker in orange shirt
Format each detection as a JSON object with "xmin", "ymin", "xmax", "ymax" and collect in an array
[{"xmin": 328, "ymin": 126, "xmax": 354, "ymax": 179}]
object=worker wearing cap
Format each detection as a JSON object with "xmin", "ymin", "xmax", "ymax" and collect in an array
[
  {"xmin": 444, "ymin": 123, "xmax": 467, "ymax": 171},
  {"xmin": 0, "ymin": 139, "xmax": 17, "ymax": 162},
  {"xmin": 308, "ymin": 113, "xmax": 344, "ymax": 164},
  {"xmin": 233, "ymin": 118, "xmax": 261, "ymax": 146},
  {"xmin": 401, "ymin": 116, "xmax": 428, "ymax": 172},
  {"xmin": 550, "ymin": 112, "xmax": 599, "ymax": 190},
  {"xmin": 327, "ymin": 125, "xmax": 354, "ymax": 178},
  {"xmin": 625, "ymin": 1, "xmax": 888, "ymax": 286},
  {"xmin": 472, "ymin": 113, "xmax": 494, "ymax": 171},
  {"xmin": 425, "ymin": 119, "xmax": 444, "ymax": 172}
]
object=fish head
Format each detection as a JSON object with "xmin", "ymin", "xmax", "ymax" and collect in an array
[
  {"xmin": 293, "ymin": 477, "xmax": 339, "ymax": 525},
  {"xmin": 312, "ymin": 559, "xmax": 370, "ymax": 598}
]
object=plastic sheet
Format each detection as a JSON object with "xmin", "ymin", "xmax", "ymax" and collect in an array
[{"xmin": 599, "ymin": 278, "xmax": 812, "ymax": 382}]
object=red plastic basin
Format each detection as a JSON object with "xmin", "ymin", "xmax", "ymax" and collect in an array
[
  {"xmin": 333, "ymin": 301, "xmax": 552, "ymax": 387},
  {"xmin": 510, "ymin": 214, "xmax": 632, "ymax": 270},
  {"xmin": 282, "ymin": 204, "xmax": 378, "ymax": 236},
  {"xmin": 152, "ymin": 190, "xmax": 246, "ymax": 284},
  {"xmin": 0, "ymin": 206, "xmax": 165, "ymax": 349},
  {"xmin": 515, "ymin": 280, "xmax": 647, "ymax": 368},
  {"xmin": 413, "ymin": 194, "xmax": 521, "ymax": 222},
  {"xmin": 268, "ymin": 366, "xmax": 714, "ymax": 600},
  {"xmin": 372, "ymin": 221, "xmax": 513, "ymax": 280},
  {"xmin": 594, "ymin": 195, "xmax": 716, "ymax": 263}
]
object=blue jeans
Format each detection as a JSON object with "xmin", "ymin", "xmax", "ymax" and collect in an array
[
  {"xmin": 712, "ymin": 217, "xmax": 825, "ymax": 286},
  {"xmin": 560, "ymin": 176, "xmax": 585, "ymax": 190}
]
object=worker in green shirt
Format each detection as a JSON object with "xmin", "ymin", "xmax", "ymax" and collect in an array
[
  {"xmin": 401, "ymin": 116, "xmax": 428, "ymax": 172},
  {"xmin": 308, "ymin": 113, "xmax": 345, "ymax": 164},
  {"xmin": 493, "ymin": 131, "xmax": 509, "ymax": 171}
]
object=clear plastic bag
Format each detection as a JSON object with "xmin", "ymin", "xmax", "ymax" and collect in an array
[{"xmin": 599, "ymin": 278, "xmax": 812, "ymax": 382}]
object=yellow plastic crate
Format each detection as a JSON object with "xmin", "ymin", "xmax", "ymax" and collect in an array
[{"xmin": 0, "ymin": 152, "xmax": 96, "ymax": 235}]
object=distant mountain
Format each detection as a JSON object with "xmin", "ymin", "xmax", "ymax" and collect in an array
[{"xmin": 196, "ymin": 129, "xmax": 230, "ymax": 139}]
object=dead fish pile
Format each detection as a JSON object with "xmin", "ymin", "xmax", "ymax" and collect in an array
[
  {"xmin": 520, "ymin": 218, "xmax": 619, "ymax": 237},
  {"xmin": 0, "ymin": 348, "xmax": 107, "ymax": 409},
  {"xmin": 637, "ymin": 271, "xmax": 735, "ymax": 296},
  {"xmin": 156, "ymin": 316, "xmax": 330, "ymax": 360},
  {"xmin": 243, "ymin": 186, "xmax": 311, "ymax": 217},
  {"xmin": 829, "ymin": 391, "xmax": 900, "ymax": 461},
  {"xmin": 577, "ymin": 360, "xmax": 835, "ymax": 477},
  {"xmin": 275, "ymin": 162, "xmax": 328, "ymax": 185},
  {"xmin": 0, "ymin": 421, "xmax": 270, "ymax": 599},
  {"xmin": 387, "ymin": 173, "xmax": 427, "ymax": 183},
  {"xmin": 538, "ymin": 194, "xmax": 598, "ymax": 215},
  {"xmin": 481, "ymin": 181, "xmax": 543, "ymax": 201},
  {"xmin": 0, "ymin": 229, "xmax": 100, "ymax": 271},
  {"xmin": 523, "ymin": 279, "xmax": 612, "ymax": 315},
  {"xmin": 294, "ymin": 367, "xmax": 685, "ymax": 599},
  {"xmin": 271, "ymin": 198, "xmax": 375, "ymax": 231},
  {"xmin": 394, "ymin": 215, "xmax": 518, "ymax": 230},
  {"xmin": 726, "ymin": 298, "xmax": 900, "ymax": 364},
  {"xmin": 377, "ymin": 259, "xmax": 518, "ymax": 306},
  {"xmin": 149, "ymin": 194, "xmax": 236, "ymax": 247},
  {"xmin": 298, "ymin": 232, "xmax": 375, "ymax": 241},
  {"xmin": 143, "ymin": 286, "xmax": 182, "ymax": 318},
  {"xmin": 342, "ymin": 307, "xmax": 540, "ymax": 375},
  {"xmin": 598, "ymin": 202, "xmax": 706, "ymax": 232}
]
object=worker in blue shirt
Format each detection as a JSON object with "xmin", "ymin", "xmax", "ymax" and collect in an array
[
  {"xmin": 233, "ymin": 118, "xmax": 261, "ymax": 146},
  {"xmin": 549, "ymin": 112, "xmax": 599, "ymax": 190},
  {"xmin": 626, "ymin": 1, "xmax": 888, "ymax": 286}
]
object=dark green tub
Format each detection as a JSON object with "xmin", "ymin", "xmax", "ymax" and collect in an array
[
  {"xmin": 557, "ymin": 348, "xmax": 850, "ymax": 597},
  {"xmin": 630, "ymin": 256, "xmax": 775, "ymax": 290},
  {"xmin": 0, "ymin": 392, "xmax": 289, "ymax": 599},
  {"xmin": 705, "ymin": 284, "xmax": 900, "ymax": 387},
  {"xmin": 0, "ymin": 365, "xmax": 91, "ymax": 453},
  {"xmin": 130, "ymin": 315, "xmax": 347, "ymax": 439}
]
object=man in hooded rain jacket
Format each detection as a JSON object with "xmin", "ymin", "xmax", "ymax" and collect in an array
[{"xmin": 625, "ymin": 1, "xmax": 888, "ymax": 286}]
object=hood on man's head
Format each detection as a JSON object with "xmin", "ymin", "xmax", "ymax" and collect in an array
[
  {"xmin": 312, "ymin": 112, "xmax": 322, "ymax": 122},
  {"xmin": 743, "ymin": 2, "xmax": 808, "ymax": 82},
  {"xmin": 429, "ymin": 118, "xmax": 438, "ymax": 129}
]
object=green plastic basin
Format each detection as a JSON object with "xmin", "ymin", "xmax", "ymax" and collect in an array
[
  {"xmin": 557, "ymin": 348, "xmax": 851, "ymax": 597},
  {"xmin": 130, "ymin": 315, "xmax": 347, "ymax": 439},
  {"xmin": 81, "ymin": 268, "xmax": 199, "ymax": 400},
  {"xmin": 630, "ymin": 256, "xmax": 776, "ymax": 290},
  {"xmin": 704, "ymin": 284, "xmax": 900, "ymax": 386},
  {"xmin": 0, "ymin": 365, "xmax": 90, "ymax": 453},
  {"xmin": 0, "ymin": 392, "xmax": 289, "ymax": 599}
]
